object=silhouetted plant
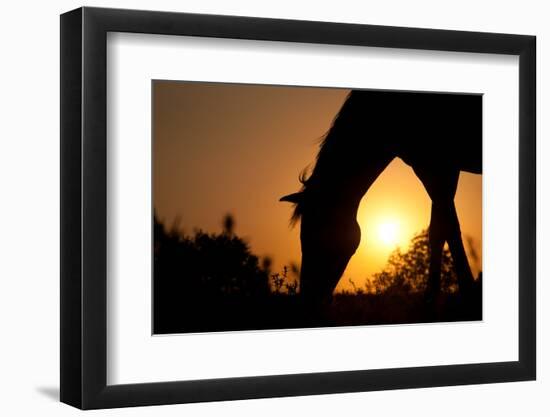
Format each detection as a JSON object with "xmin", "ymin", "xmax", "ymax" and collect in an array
[
  {"xmin": 280, "ymin": 265, "xmax": 298, "ymax": 295},
  {"xmin": 348, "ymin": 278, "xmax": 364, "ymax": 295},
  {"xmin": 262, "ymin": 256, "xmax": 273, "ymax": 276},
  {"xmin": 289, "ymin": 262, "xmax": 300, "ymax": 277},
  {"xmin": 285, "ymin": 281, "xmax": 298, "ymax": 295},
  {"xmin": 154, "ymin": 214, "xmax": 270, "ymax": 299},
  {"xmin": 269, "ymin": 265, "xmax": 299, "ymax": 295},
  {"xmin": 368, "ymin": 230, "xmax": 459, "ymax": 295},
  {"xmin": 271, "ymin": 273, "xmax": 284, "ymax": 294},
  {"xmin": 222, "ymin": 213, "xmax": 235, "ymax": 236}
]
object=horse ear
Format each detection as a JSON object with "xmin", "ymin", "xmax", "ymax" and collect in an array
[{"xmin": 279, "ymin": 192, "xmax": 303, "ymax": 203}]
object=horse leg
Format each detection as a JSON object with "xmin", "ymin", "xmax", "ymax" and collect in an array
[
  {"xmin": 413, "ymin": 166, "xmax": 460, "ymax": 298},
  {"xmin": 444, "ymin": 200, "xmax": 475, "ymax": 294},
  {"xmin": 426, "ymin": 202, "xmax": 446, "ymax": 299}
]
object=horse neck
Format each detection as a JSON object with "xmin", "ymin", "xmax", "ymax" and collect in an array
[
  {"xmin": 307, "ymin": 145, "xmax": 394, "ymax": 215},
  {"xmin": 304, "ymin": 91, "xmax": 397, "ymax": 214}
]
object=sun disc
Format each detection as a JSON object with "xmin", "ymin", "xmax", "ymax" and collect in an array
[{"xmin": 377, "ymin": 221, "xmax": 399, "ymax": 246}]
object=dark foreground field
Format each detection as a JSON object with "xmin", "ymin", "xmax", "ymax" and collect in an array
[
  {"xmin": 153, "ymin": 215, "xmax": 482, "ymax": 334},
  {"xmin": 154, "ymin": 283, "xmax": 482, "ymax": 334}
]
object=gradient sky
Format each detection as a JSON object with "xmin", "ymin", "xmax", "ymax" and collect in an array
[{"xmin": 153, "ymin": 81, "xmax": 482, "ymax": 291}]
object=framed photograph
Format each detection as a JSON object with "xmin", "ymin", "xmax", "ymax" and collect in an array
[{"xmin": 60, "ymin": 6, "xmax": 536, "ymax": 409}]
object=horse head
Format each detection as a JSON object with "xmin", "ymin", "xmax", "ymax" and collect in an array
[{"xmin": 280, "ymin": 189, "xmax": 361, "ymax": 307}]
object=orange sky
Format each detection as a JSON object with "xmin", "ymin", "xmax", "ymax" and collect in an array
[{"xmin": 153, "ymin": 81, "xmax": 482, "ymax": 291}]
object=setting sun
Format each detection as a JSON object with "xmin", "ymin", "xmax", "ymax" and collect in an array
[{"xmin": 377, "ymin": 220, "xmax": 400, "ymax": 246}]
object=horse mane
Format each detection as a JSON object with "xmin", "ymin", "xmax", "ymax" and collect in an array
[
  {"xmin": 288, "ymin": 167, "xmax": 310, "ymax": 226},
  {"xmin": 289, "ymin": 91, "xmax": 355, "ymax": 226}
]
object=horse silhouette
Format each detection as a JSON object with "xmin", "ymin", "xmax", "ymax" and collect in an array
[{"xmin": 281, "ymin": 90, "xmax": 481, "ymax": 310}]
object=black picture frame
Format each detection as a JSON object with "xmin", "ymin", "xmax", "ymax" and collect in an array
[{"xmin": 60, "ymin": 6, "xmax": 536, "ymax": 410}]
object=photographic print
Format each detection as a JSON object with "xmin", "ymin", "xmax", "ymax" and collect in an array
[{"xmin": 153, "ymin": 81, "xmax": 482, "ymax": 334}]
